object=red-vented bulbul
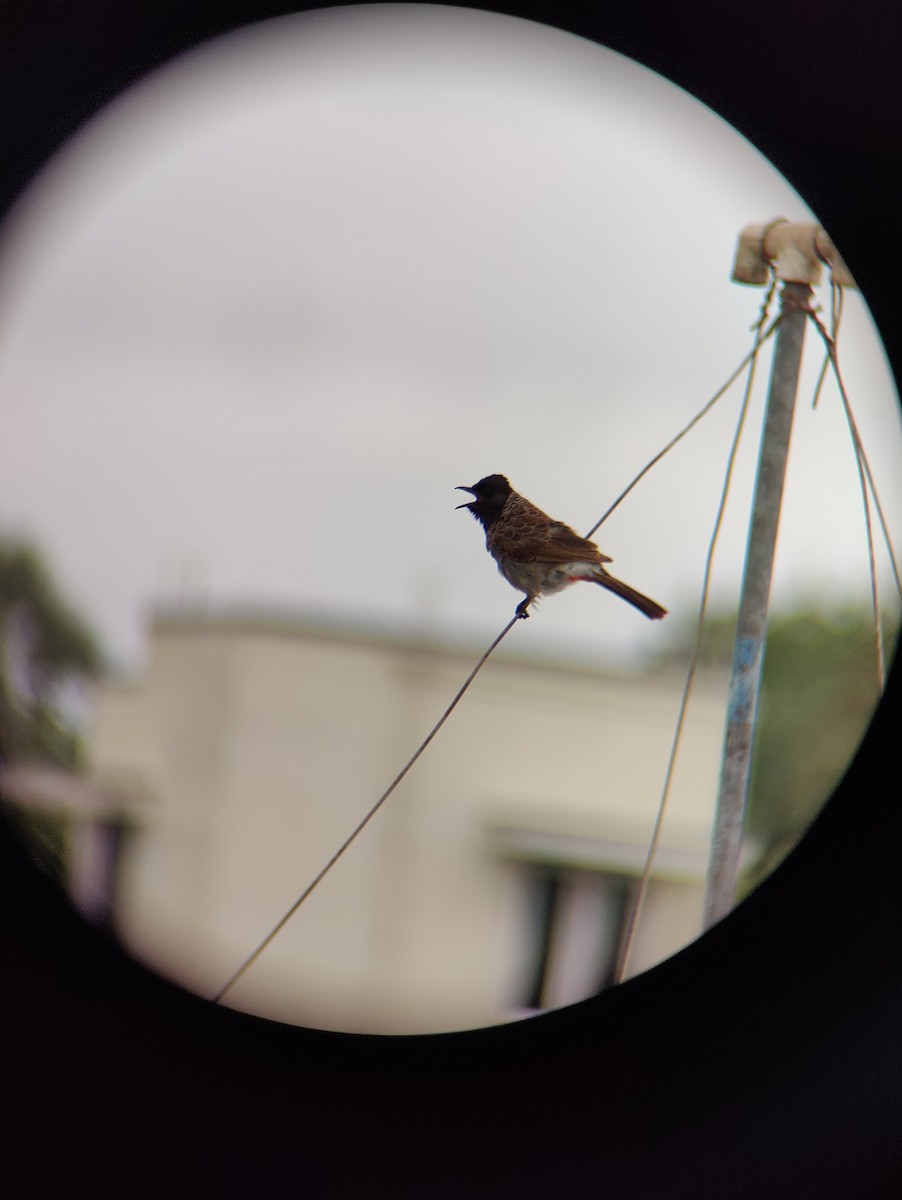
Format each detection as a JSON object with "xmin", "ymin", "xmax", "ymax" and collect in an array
[{"xmin": 457, "ymin": 474, "xmax": 667, "ymax": 621}]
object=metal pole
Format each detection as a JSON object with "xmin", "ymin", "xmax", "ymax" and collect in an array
[{"xmin": 703, "ymin": 280, "xmax": 811, "ymax": 928}]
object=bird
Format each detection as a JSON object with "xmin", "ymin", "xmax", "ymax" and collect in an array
[{"xmin": 456, "ymin": 474, "xmax": 667, "ymax": 622}]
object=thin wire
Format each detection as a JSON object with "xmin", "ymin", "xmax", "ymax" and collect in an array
[
  {"xmin": 584, "ymin": 312, "xmax": 781, "ymax": 538},
  {"xmin": 613, "ymin": 280, "xmax": 775, "ymax": 984},
  {"xmin": 806, "ymin": 301, "xmax": 898, "ymax": 689},
  {"xmin": 806, "ymin": 302, "xmax": 900, "ymax": 592},
  {"xmin": 213, "ymin": 304, "xmax": 785, "ymax": 1004},
  {"xmin": 810, "ymin": 282, "xmax": 844, "ymax": 410},
  {"xmin": 212, "ymin": 616, "xmax": 520, "ymax": 1002}
]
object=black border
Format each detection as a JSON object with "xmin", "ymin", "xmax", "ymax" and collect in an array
[{"xmin": 2, "ymin": 3, "xmax": 901, "ymax": 1196}]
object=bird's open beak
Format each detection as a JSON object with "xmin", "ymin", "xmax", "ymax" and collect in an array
[{"xmin": 455, "ymin": 485, "xmax": 475, "ymax": 509}]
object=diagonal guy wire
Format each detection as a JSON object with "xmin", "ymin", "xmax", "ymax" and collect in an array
[
  {"xmin": 213, "ymin": 321, "xmax": 783, "ymax": 1004},
  {"xmin": 212, "ymin": 616, "xmax": 520, "ymax": 1002},
  {"xmin": 806, "ymin": 304, "xmax": 901, "ymax": 689},
  {"xmin": 585, "ymin": 315, "xmax": 781, "ymax": 539},
  {"xmin": 613, "ymin": 299, "xmax": 772, "ymax": 983}
]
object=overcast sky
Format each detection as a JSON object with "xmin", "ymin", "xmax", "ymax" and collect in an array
[{"xmin": 0, "ymin": 4, "xmax": 899, "ymax": 673}]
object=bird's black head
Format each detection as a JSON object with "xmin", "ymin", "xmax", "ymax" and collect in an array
[{"xmin": 455, "ymin": 474, "xmax": 513, "ymax": 528}]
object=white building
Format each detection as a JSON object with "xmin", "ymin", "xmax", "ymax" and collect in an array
[{"xmin": 86, "ymin": 609, "xmax": 729, "ymax": 1034}]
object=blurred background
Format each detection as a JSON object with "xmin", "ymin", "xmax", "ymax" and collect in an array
[{"xmin": 0, "ymin": 5, "xmax": 899, "ymax": 1032}]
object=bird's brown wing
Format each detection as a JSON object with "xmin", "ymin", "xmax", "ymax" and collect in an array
[
  {"xmin": 489, "ymin": 497, "xmax": 612, "ymax": 564},
  {"xmin": 543, "ymin": 521, "xmax": 612, "ymax": 564}
]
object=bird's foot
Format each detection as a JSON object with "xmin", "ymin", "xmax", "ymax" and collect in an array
[{"xmin": 515, "ymin": 600, "xmax": 531, "ymax": 620}]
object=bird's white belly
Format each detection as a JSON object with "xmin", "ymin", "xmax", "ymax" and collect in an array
[{"xmin": 499, "ymin": 558, "xmax": 597, "ymax": 596}]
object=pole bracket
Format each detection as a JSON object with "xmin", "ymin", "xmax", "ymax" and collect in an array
[{"xmin": 731, "ymin": 220, "xmax": 856, "ymax": 288}]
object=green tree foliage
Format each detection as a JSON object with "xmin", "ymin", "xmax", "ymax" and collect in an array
[
  {"xmin": 0, "ymin": 539, "xmax": 103, "ymax": 766},
  {"xmin": 656, "ymin": 604, "xmax": 897, "ymax": 892},
  {"xmin": 0, "ymin": 538, "xmax": 104, "ymax": 876}
]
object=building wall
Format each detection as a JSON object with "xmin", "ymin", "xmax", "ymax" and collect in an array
[{"xmin": 87, "ymin": 612, "xmax": 729, "ymax": 1033}]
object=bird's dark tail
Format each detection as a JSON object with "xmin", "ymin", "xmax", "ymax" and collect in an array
[{"xmin": 594, "ymin": 573, "xmax": 667, "ymax": 620}]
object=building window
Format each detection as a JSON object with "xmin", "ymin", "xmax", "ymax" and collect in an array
[
  {"xmin": 68, "ymin": 816, "xmax": 129, "ymax": 933},
  {"xmin": 514, "ymin": 863, "xmax": 636, "ymax": 1012}
]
